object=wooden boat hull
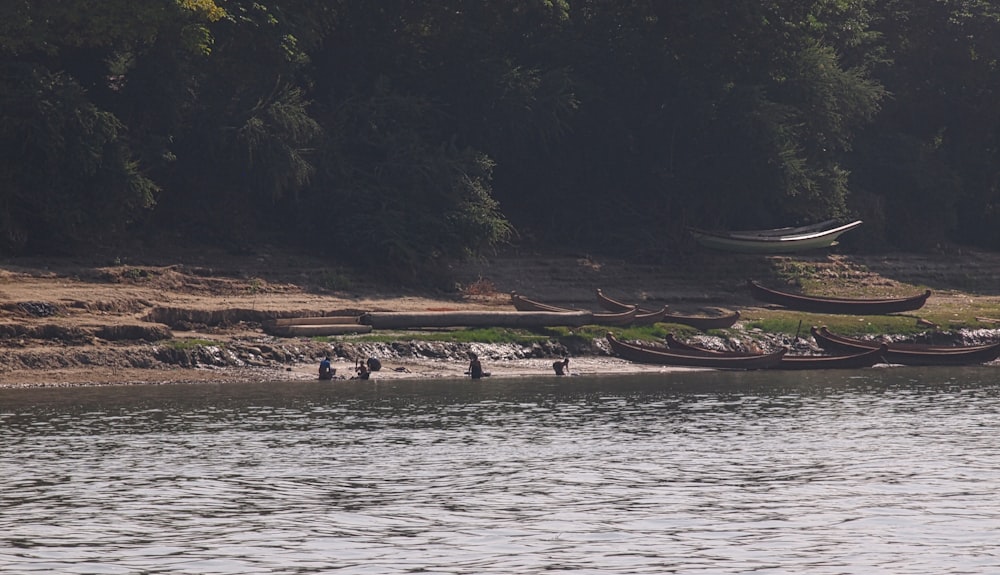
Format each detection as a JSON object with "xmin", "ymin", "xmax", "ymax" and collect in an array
[
  {"xmin": 264, "ymin": 315, "xmax": 369, "ymax": 336},
  {"xmin": 690, "ymin": 220, "xmax": 863, "ymax": 253},
  {"xmin": 269, "ymin": 316, "xmax": 362, "ymax": 326},
  {"xmin": 595, "ymin": 289, "xmax": 739, "ymax": 330},
  {"xmin": 633, "ymin": 306, "xmax": 669, "ymax": 326},
  {"xmin": 663, "ymin": 309, "xmax": 740, "ymax": 330},
  {"xmin": 269, "ymin": 324, "xmax": 373, "ymax": 337},
  {"xmin": 748, "ymin": 281, "xmax": 931, "ymax": 315},
  {"xmin": 772, "ymin": 347, "xmax": 885, "ymax": 370},
  {"xmin": 664, "ymin": 334, "xmax": 886, "ymax": 370},
  {"xmin": 810, "ymin": 326, "xmax": 1000, "ymax": 366},
  {"xmin": 596, "ymin": 289, "xmax": 652, "ymax": 313},
  {"xmin": 606, "ymin": 333, "xmax": 786, "ymax": 370},
  {"xmin": 361, "ymin": 310, "xmax": 594, "ymax": 329},
  {"xmin": 510, "ymin": 292, "xmax": 568, "ymax": 313},
  {"xmin": 510, "ymin": 292, "xmax": 638, "ymax": 325}
]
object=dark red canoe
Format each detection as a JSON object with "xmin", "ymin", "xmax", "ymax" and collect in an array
[
  {"xmin": 810, "ymin": 326, "xmax": 1000, "ymax": 366},
  {"xmin": 595, "ymin": 289, "xmax": 740, "ymax": 330},
  {"xmin": 606, "ymin": 333, "xmax": 785, "ymax": 370},
  {"xmin": 510, "ymin": 292, "xmax": 638, "ymax": 326},
  {"xmin": 663, "ymin": 334, "xmax": 886, "ymax": 370},
  {"xmin": 748, "ymin": 280, "xmax": 931, "ymax": 315}
]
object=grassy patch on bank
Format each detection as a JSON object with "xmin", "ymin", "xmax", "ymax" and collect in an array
[
  {"xmin": 165, "ymin": 338, "xmax": 222, "ymax": 350},
  {"xmin": 318, "ymin": 327, "xmax": 553, "ymax": 345},
  {"xmin": 744, "ymin": 312, "xmax": 920, "ymax": 337},
  {"xmin": 540, "ymin": 322, "xmax": 709, "ymax": 343},
  {"xmin": 743, "ymin": 302, "xmax": 1000, "ymax": 337},
  {"xmin": 310, "ymin": 322, "xmax": 718, "ymax": 346},
  {"xmin": 556, "ymin": 323, "xmax": 721, "ymax": 345},
  {"xmin": 301, "ymin": 298, "xmax": 1000, "ymax": 348}
]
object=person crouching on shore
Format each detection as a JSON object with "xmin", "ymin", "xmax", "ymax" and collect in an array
[
  {"xmin": 319, "ymin": 356, "xmax": 333, "ymax": 380},
  {"xmin": 353, "ymin": 361, "xmax": 370, "ymax": 380},
  {"xmin": 468, "ymin": 353, "xmax": 484, "ymax": 379},
  {"xmin": 553, "ymin": 357, "xmax": 570, "ymax": 376}
]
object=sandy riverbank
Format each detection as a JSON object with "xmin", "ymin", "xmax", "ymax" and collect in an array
[
  {"xmin": 1, "ymin": 355, "xmax": 692, "ymax": 389},
  {"xmin": 2, "ymin": 246, "xmax": 999, "ymax": 388}
]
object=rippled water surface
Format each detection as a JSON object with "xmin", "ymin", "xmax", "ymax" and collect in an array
[{"xmin": 3, "ymin": 367, "xmax": 1000, "ymax": 574}]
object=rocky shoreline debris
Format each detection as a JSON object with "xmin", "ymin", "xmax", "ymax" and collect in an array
[{"xmin": 3, "ymin": 325, "xmax": 998, "ymax": 380}]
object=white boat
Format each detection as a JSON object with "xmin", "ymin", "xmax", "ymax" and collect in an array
[{"xmin": 689, "ymin": 220, "xmax": 863, "ymax": 253}]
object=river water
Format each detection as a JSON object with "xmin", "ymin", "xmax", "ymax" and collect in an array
[{"xmin": 2, "ymin": 366, "xmax": 1000, "ymax": 574}]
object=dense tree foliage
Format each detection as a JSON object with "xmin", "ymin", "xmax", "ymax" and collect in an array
[
  {"xmin": 2, "ymin": 0, "xmax": 999, "ymax": 272},
  {"xmin": 851, "ymin": 0, "xmax": 1000, "ymax": 250}
]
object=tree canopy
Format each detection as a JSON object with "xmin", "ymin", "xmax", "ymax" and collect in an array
[{"xmin": 2, "ymin": 0, "xmax": 999, "ymax": 273}]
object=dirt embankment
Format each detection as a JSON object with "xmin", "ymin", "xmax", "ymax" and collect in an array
[{"xmin": 2, "ymin": 246, "xmax": 999, "ymax": 387}]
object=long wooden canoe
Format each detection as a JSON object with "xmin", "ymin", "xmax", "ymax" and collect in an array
[
  {"xmin": 812, "ymin": 327, "xmax": 999, "ymax": 353},
  {"xmin": 510, "ymin": 291, "xmax": 568, "ymax": 313},
  {"xmin": 633, "ymin": 306, "xmax": 670, "ymax": 326},
  {"xmin": 510, "ymin": 292, "xmax": 638, "ymax": 325},
  {"xmin": 268, "ymin": 324, "xmax": 373, "ymax": 337},
  {"xmin": 605, "ymin": 333, "xmax": 786, "ymax": 370},
  {"xmin": 269, "ymin": 316, "xmax": 362, "ymax": 326},
  {"xmin": 748, "ymin": 280, "xmax": 931, "ymax": 315},
  {"xmin": 663, "ymin": 333, "xmax": 886, "ymax": 370},
  {"xmin": 662, "ymin": 309, "xmax": 740, "ymax": 330},
  {"xmin": 595, "ymin": 288, "xmax": 656, "ymax": 314},
  {"xmin": 595, "ymin": 289, "xmax": 740, "ymax": 330},
  {"xmin": 588, "ymin": 297, "xmax": 670, "ymax": 325},
  {"xmin": 689, "ymin": 220, "xmax": 863, "ymax": 253},
  {"xmin": 810, "ymin": 325, "xmax": 1000, "ymax": 366},
  {"xmin": 360, "ymin": 310, "xmax": 594, "ymax": 329}
]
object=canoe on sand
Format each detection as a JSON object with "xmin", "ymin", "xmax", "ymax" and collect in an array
[
  {"xmin": 360, "ymin": 310, "xmax": 594, "ymax": 329},
  {"xmin": 689, "ymin": 220, "xmax": 863, "ymax": 253},
  {"xmin": 595, "ymin": 289, "xmax": 739, "ymax": 330},
  {"xmin": 748, "ymin": 280, "xmax": 930, "ymax": 315},
  {"xmin": 509, "ymin": 292, "xmax": 638, "ymax": 326}
]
